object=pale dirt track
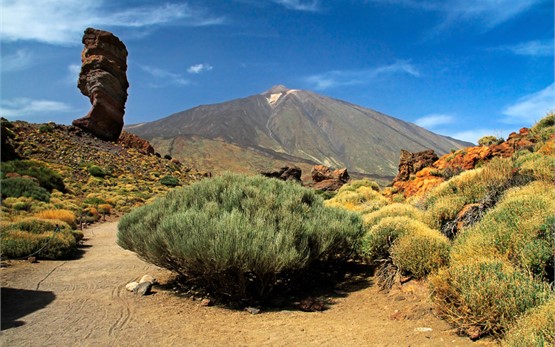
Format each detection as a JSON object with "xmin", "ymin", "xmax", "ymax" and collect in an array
[{"xmin": 1, "ymin": 221, "xmax": 494, "ymax": 347}]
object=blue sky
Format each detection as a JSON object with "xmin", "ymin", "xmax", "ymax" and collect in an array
[{"xmin": 1, "ymin": 0, "xmax": 553, "ymax": 143}]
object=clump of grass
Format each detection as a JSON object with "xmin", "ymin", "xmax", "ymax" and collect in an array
[
  {"xmin": 338, "ymin": 178, "xmax": 380, "ymax": 193},
  {"xmin": 1, "ymin": 218, "xmax": 80, "ymax": 259},
  {"xmin": 501, "ymin": 299, "xmax": 555, "ymax": 347},
  {"xmin": 117, "ymin": 173, "xmax": 363, "ymax": 305},
  {"xmin": 325, "ymin": 186, "xmax": 388, "ymax": 214},
  {"xmin": 88, "ymin": 165, "xmax": 107, "ymax": 178},
  {"xmin": 429, "ymin": 259, "xmax": 552, "ymax": 339},
  {"xmin": 0, "ymin": 177, "xmax": 50, "ymax": 202},
  {"xmin": 159, "ymin": 175, "xmax": 180, "ymax": 187},
  {"xmin": 34, "ymin": 209, "xmax": 77, "ymax": 229},
  {"xmin": 391, "ymin": 228, "xmax": 450, "ymax": 279},
  {"xmin": 478, "ymin": 135, "xmax": 504, "ymax": 146},
  {"xmin": 0, "ymin": 159, "xmax": 65, "ymax": 192},
  {"xmin": 362, "ymin": 203, "xmax": 426, "ymax": 229}
]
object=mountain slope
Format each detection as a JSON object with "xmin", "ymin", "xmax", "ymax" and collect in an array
[{"xmin": 127, "ymin": 85, "xmax": 471, "ymax": 178}]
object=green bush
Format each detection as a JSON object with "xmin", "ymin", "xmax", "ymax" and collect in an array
[
  {"xmin": 390, "ymin": 229, "xmax": 450, "ymax": 279},
  {"xmin": 88, "ymin": 165, "xmax": 107, "ymax": 178},
  {"xmin": 1, "ymin": 177, "xmax": 50, "ymax": 202},
  {"xmin": 117, "ymin": 173, "xmax": 363, "ymax": 304},
  {"xmin": 362, "ymin": 203, "xmax": 427, "ymax": 230},
  {"xmin": 502, "ymin": 299, "xmax": 555, "ymax": 347},
  {"xmin": 478, "ymin": 135, "xmax": 504, "ymax": 146},
  {"xmin": 159, "ymin": 175, "xmax": 180, "ymax": 187},
  {"xmin": 0, "ymin": 160, "xmax": 65, "ymax": 192},
  {"xmin": 325, "ymin": 186, "xmax": 388, "ymax": 214},
  {"xmin": 429, "ymin": 259, "xmax": 552, "ymax": 339},
  {"xmin": 338, "ymin": 178, "xmax": 380, "ymax": 193}
]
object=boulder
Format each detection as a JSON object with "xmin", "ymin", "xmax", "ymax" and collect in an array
[
  {"xmin": 260, "ymin": 165, "xmax": 302, "ymax": 182},
  {"xmin": 139, "ymin": 274, "xmax": 156, "ymax": 284},
  {"xmin": 73, "ymin": 28, "xmax": 129, "ymax": 141},
  {"xmin": 311, "ymin": 165, "xmax": 349, "ymax": 191},
  {"xmin": 393, "ymin": 149, "xmax": 438, "ymax": 183},
  {"xmin": 118, "ymin": 131, "xmax": 154, "ymax": 155},
  {"xmin": 133, "ymin": 281, "xmax": 152, "ymax": 296},
  {"xmin": 126, "ymin": 281, "xmax": 139, "ymax": 292}
]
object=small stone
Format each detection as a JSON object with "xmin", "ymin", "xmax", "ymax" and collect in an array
[
  {"xmin": 414, "ymin": 327, "xmax": 433, "ymax": 332},
  {"xmin": 245, "ymin": 307, "xmax": 261, "ymax": 314},
  {"xmin": 27, "ymin": 256, "xmax": 37, "ymax": 263},
  {"xmin": 133, "ymin": 281, "xmax": 152, "ymax": 296},
  {"xmin": 139, "ymin": 274, "xmax": 156, "ymax": 284},
  {"xmin": 200, "ymin": 298, "xmax": 212, "ymax": 307},
  {"xmin": 126, "ymin": 281, "xmax": 139, "ymax": 292}
]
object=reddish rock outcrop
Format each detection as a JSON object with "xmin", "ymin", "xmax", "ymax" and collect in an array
[
  {"xmin": 73, "ymin": 28, "xmax": 129, "ymax": 141},
  {"xmin": 311, "ymin": 165, "xmax": 349, "ymax": 191},
  {"xmin": 393, "ymin": 149, "xmax": 438, "ymax": 183},
  {"xmin": 118, "ymin": 131, "xmax": 154, "ymax": 155},
  {"xmin": 260, "ymin": 165, "xmax": 302, "ymax": 182}
]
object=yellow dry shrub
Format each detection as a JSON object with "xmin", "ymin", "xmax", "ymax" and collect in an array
[
  {"xmin": 363, "ymin": 203, "xmax": 426, "ymax": 230},
  {"xmin": 501, "ymin": 298, "xmax": 555, "ymax": 347},
  {"xmin": 391, "ymin": 227, "xmax": 450, "ymax": 278},
  {"xmin": 34, "ymin": 209, "xmax": 76, "ymax": 229},
  {"xmin": 97, "ymin": 204, "xmax": 112, "ymax": 215},
  {"xmin": 424, "ymin": 195, "xmax": 467, "ymax": 229},
  {"xmin": 516, "ymin": 152, "xmax": 555, "ymax": 182},
  {"xmin": 325, "ymin": 186, "xmax": 388, "ymax": 214}
]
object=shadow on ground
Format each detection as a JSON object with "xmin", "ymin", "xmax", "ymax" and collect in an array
[{"xmin": 1, "ymin": 287, "xmax": 56, "ymax": 330}]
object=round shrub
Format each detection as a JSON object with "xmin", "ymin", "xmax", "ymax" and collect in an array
[
  {"xmin": 117, "ymin": 173, "xmax": 363, "ymax": 304},
  {"xmin": 325, "ymin": 186, "xmax": 388, "ymax": 214},
  {"xmin": 0, "ymin": 159, "xmax": 65, "ymax": 192},
  {"xmin": 88, "ymin": 165, "xmax": 107, "ymax": 178},
  {"xmin": 361, "ymin": 216, "xmax": 431, "ymax": 261},
  {"xmin": 362, "ymin": 203, "xmax": 426, "ymax": 230},
  {"xmin": 429, "ymin": 259, "xmax": 552, "ymax": 339},
  {"xmin": 390, "ymin": 228, "xmax": 450, "ymax": 279},
  {"xmin": 502, "ymin": 299, "xmax": 555, "ymax": 347},
  {"xmin": 34, "ymin": 209, "xmax": 77, "ymax": 229},
  {"xmin": 1, "ymin": 229, "xmax": 77, "ymax": 259},
  {"xmin": 159, "ymin": 175, "xmax": 180, "ymax": 187},
  {"xmin": 338, "ymin": 178, "xmax": 380, "ymax": 193}
]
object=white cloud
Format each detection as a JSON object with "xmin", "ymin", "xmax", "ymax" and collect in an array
[
  {"xmin": 415, "ymin": 114, "xmax": 454, "ymax": 128},
  {"xmin": 305, "ymin": 61, "xmax": 419, "ymax": 90},
  {"xmin": 0, "ymin": 0, "xmax": 225, "ymax": 46},
  {"xmin": 139, "ymin": 65, "xmax": 189, "ymax": 87},
  {"xmin": 187, "ymin": 63, "xmax": 213, "ymax": 74},
  {"xmin": 0, "ymin": 98, "xmax": 74, "ymax": 119},
  {"xmin": 272, "ymin": 0, "xmax": 321, "ymax": 12},
  {"xmin": 1, "ymin": 49, "xmax": 33, "ymax": 72},
  {"xmin": 370, "ymin": 0, "xmax": 543, "ymax": 29},
  {"xmin": 506, "ymin": 39, "xmax": 554, "ymax": 57},
  {"xmin": 503, "ymin": 84, "xmax": 555, "ymax": 124}
]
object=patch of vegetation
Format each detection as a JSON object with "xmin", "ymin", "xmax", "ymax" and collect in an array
[
  {"xmin": 478, "ymin": 135, "xmax": 504, "ymax": 146},
  {"xmin": 159, "ymin": 175, "xmax": 180, "ymax": 187},
  {"xmin": 88, "ymin": 165, "xmax": 107, "ymax": 178},
  {"xmin": 1, "ymin": 177, "xmax": 51, "ymax": 202},
  {"xmin": 501, "ymin": 298, "xmax": 555, "ymax": 347},
  {"xmin": 117, "ymin": 173, "xmax": 363, "ymax": 305},
  {"xmin": 325, "ymin": 185, "xmax": 388, "ymax": 214},
  {"xmin": 1, "ymin": 159, "xmax": 65, "ymax": 192}
]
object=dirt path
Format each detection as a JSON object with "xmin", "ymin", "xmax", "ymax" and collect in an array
[{"xmin": 1, "ymin": 221, "xmax": 492, "ymax": 346}]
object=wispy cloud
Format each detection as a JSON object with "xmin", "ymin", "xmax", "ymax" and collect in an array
[
  {"xmin": 415, "ymin": 114, "xmax": 454, "ymax": 128},
  {"xmin": 272, "ymin": 0, "xmax": 321, "ymax": 12},
  {"xmin": 1, "ymin": 98, "xmax": 74, "ymax": 119},
  {"xmin": 1, "ymin": 0, "xmax": 225, "ymax": 46},
  {"xmin": 1, "ymin": 49, "xmax": 33, "ymax": 72},
  {"xmin": 304, "ymin": 61, "xmax": 419, "ymax": 90},
  {"xmin": 187, "ymin": 63, "xmax": 213, "ymax": 74},
  {"xmin": 370, "ymin": 0, "xmax": 543, "ymax": 29},
  {"xmin": 503, "ymin": 84, "xmax": 555, "ymax": 124},
  {"xmin": 501, "ymin": 39, "xmax": 554, "ymax": 57},
  {"xmin": 139, "ymin": 65, "xmax": 189, "ymax": 87}
]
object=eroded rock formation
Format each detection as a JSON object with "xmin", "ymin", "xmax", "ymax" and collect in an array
[
  {"xmin": 311, "ymin": 165, "xmax": 350, "ymax": 191},
  {"xmin": 393, "ymin": 149, "xmax": 438, "ymax": 183},
  {"xmin": 118, "ymin": 131, "xmax": 155, "ymax": 155},
  {"xmin": 73, "ymin": 28, "xmax": 129, "ymax": 141},
  {"xmin": 260, "ymin": 165, "xmax": 302, "ymax": 182}
]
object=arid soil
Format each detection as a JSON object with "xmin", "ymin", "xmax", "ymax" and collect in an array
[{"xmin": 1, "ymin": 221, "xmax": 494, "ymax": 347}]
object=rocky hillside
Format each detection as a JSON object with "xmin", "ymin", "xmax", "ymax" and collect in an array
[
  {"xmin": 1, "ymin": 119, "xmax": 207, "ymax": 220},
  {"xmin": 126, "ymin": 85, "xmax": 472, "ymax": 180}
]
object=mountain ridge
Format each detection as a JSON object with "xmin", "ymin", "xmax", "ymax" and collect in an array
[{"xmin": 126, "ymin": 85, "xmax": 472, "ymax": 179}]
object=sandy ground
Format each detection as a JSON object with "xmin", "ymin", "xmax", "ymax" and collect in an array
[{"xmin": 1, "ymin": 221, "xmax": 495, "ymax": 347}]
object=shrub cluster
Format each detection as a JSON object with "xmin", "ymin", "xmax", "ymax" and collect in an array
[
  {"xmin": 1, "ymin": 218, "xmax": 81, "ymax": 259},
  {"xmin": 325, "ymin": 184, "xmax": 388, "ymax": 214},
  {"xmin": 501, "ymin": 299, "xmax": 555, "ymax": 347},
  {"xmin": 159, "ymin": 175, "xmax": 180, "ymax": 187},
  {"xmin": 1, "ymin": 159, "xmax": 65, "ymax": 192},
  {"xmin": 1, "ymin": 177, "xmax": 50, "ymax": 202},
  {"xmin": 118, "ymin": 173, "xmax": 363, "ymax": 304}
]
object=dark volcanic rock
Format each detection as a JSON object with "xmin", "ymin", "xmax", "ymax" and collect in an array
[
  {"xmin": 393, "ymin": 149, "xmax": 438, "ymax": 183},
  {"xmin": 73, "ymin": 28, "xmax": 129, "ymax": 141},
  {"xmin": 260, "ymin": 165, "xmax": 302, "ymax": 182}
]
